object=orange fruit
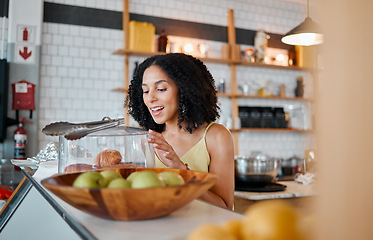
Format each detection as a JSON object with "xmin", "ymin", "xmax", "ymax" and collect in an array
[
  {"xmin": 222, "ymin": 218, "xmax": 243, "ymax": 239},
  {"xmin": 241, "ymin": 200, "xmax": 302, "ymax": 240},
  {"xmin": 187, "ymin": 223, "xmax": 236, "ymax": 240}
]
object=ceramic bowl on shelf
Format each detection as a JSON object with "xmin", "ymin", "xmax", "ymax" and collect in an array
[{"xmin": 41, "ymin": 168, "xmax": 217, "ymax": 221}]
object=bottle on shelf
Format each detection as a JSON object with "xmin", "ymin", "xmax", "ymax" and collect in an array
[
  {"xmin": 218, "ymin": 78, "xmax": 226, "ymax": 93},
  {"xmin": 295, "ymin": 76, "xmax": 304, "ymax": 97},
  {"xmin": 254, "ymin": 30, "xmax": 269, "ymax": 63},
  {"xmin": 288, "ymin": 46, "xmax": 297, "ymax": 66},
  {"xmin": 157, "ymin": 30, "xmax": 168, "ymax": 52}
]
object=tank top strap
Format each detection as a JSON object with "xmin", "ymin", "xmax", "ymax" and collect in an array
[{"xmin": 203, "ymin": 122, "xmax": 215, "ymax": 137}]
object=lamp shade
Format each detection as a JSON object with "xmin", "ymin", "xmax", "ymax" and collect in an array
[{"xmin": 281, "ymin": 17, "xmax": 323, "ymax": 46}]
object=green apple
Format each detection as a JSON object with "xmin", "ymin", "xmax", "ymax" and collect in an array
[
  {"xmin": 131, "ymin": 171, "xmax": 165, "ymax": 189},
  {"xmin": 100, "ymin": 170, "xmax": 122, "ymax": 185},
  {"xmin": 126, "ymin": 171, "xmax": 140, "ymax": 181},
  {"xmin": 107, "ymin": 178, "xmax": 131, "ymax": 189},
  {"xmin": 73, "ymin": 171, "xmax": 106, "ymax": 188},
  {"xmin": 158, "ymin": 172, "xmax": 185, "ymax": 186}
]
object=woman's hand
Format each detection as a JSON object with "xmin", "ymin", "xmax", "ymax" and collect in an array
[{"xmin": 147, "ymin": 130, "xmax": 186, "ymax": 169}]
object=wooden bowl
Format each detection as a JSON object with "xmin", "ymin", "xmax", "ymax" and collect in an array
[{"xmin": 41, "ymin": 168, "xmax": 217, "ymax": 221}]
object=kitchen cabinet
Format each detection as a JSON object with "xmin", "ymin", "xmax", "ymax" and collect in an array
[{"xmin": 113, "ymin": 1, "xmax": 314, "ymax": 154}]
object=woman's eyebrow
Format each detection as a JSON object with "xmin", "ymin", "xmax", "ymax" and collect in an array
[
  {"xmin": 142, "ymin": 79, "xmax": 167, "ymax": 87},
  {"xmin": 155, "ymin": 79, "xmax": 168, "ymax": 85}
]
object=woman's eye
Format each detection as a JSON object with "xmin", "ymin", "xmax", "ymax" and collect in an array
[
  {"xmin": 142, "ymin": 89, "xmax": 149, "ymax": 94},
  {"xmin": 158, "ymin": 88, "xmax": 167, "ymax": 92}
]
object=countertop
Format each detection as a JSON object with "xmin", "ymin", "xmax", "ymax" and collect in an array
[
  {"xmin": 234, "ymin": 180, "xmax": 317, "ymax": 200},
  {"xmin": 233, "ymin": 180, "xmax": 317, "ymax": 214},
  {"xmin": 2, "ymin": 162, "xmax": 243, "ymax": 240},
  {"xmin": 3, "ymin": 160, "xmax": 316, "ymax": 239}
]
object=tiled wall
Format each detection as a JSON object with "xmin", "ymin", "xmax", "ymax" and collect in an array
[
  {"xmin": 39, "ymin": 22, "xmax": 125, "ymax": 145},
  {"xmin": 3, "ymin": 0, "xmax": 316, "ymax": 159}
]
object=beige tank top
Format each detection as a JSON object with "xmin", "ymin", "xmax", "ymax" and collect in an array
[{"xmin": 155, "ymin": 122, "xmax": 215, "ymax": 172}]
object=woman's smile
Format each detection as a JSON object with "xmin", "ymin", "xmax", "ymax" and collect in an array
[{"xmin": 150, "ymin": 106, "xmax": 165, "ymax": 116}]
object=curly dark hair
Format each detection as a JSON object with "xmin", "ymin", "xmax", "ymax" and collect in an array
[{"xmin": 126, "ymin": 53, "xmax": 220, "ymax": 133}]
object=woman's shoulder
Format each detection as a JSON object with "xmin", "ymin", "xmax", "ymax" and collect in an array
[
  {"xmin": 205, "ymin": 122, "xmax": 234, "ymax": 163},
  {"xmin": 205, "ymin": 122, "xmax": 233, "ymax": 142}
]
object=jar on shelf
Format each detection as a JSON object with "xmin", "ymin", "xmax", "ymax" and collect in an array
[
  {"xmin": 273, "ymin": 107, "xmax": 287, "ymax": 128},
  {"xmin": 249, "ymin": 107, "xmax": 261, "ymax": 128},
  {"xmin": 260, "ymin": 107, "xmax": 273, "ymax": 128},
  {"xmin": 238, "ymin": 107, "xmax": 250, "ymax": 127}
]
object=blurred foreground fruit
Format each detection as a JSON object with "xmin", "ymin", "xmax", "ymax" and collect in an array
[
  {"xmin": 187, "ymin": 223, "xmax": 236, "ymax": 240},
  {"xmin": 187, "ymin": 199, "xmax": 305, "ymax": 240},
  {"xmin": 241, "ymin": 200, "xmax": 302, "ymax": 240},
  {"xmin": 222, "ymin": 219, "xmax": 243, "ymax": 240}
]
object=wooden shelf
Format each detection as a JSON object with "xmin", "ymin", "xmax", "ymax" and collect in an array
[
  {"xmin": 217, "ymin": 93, "xmax": 312, "ymax": 102},
  {"xmin": 113, "ymin": 49, "xmax": 239, "ymax": 64},
  {"xmin": 113, "ymin": 49, "xmax": 165, "ymax": 57},
  {"xmin": 113, "ymin": 49, "xmax": 313, "ymax": 71},
  {"xmin": 231, "ymin": 128, "xmax": 312, "ymax": 133},
  {"xmin": 238, "ymin": 60, "xmax": 312, "ymax": 71},
  {"xmin": 115, "ymin": 6, "xmax": 313, "ymax": 155},
  {"xmin": 112, "ymin": 87, "xmax": 128, "ymax": 92}
]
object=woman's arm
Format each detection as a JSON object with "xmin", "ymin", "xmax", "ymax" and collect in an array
[
  {"xmin": 147, "ymin": 130, "xmax": 187, "ymax": 169},
  {"xmin": 199, "ymin": 124, "xmax": 235, "ymax": 209},
  {"xmin": 147, "ymin": 126, "xmax": 235, "ymax": 209}
]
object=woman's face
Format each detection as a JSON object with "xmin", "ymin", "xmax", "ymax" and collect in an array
[{"xmin": 142, "ymin": 65, "xmax": 179, "ymax": 125}]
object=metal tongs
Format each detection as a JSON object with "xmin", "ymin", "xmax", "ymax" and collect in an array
[{"xmin": 42, "ymin": 117, "xmax": 125, "ymax": 140}]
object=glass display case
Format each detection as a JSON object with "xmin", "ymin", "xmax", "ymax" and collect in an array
[{"xmin": 58, "ymin": 126, "xmax": 155, "ymax": 174}]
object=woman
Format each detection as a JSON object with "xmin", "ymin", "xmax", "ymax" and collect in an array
[{"xmin": 127, "ymin": 53, "xmax": 234, "ymax": 209}]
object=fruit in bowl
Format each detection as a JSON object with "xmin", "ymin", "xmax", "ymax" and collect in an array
[
  {"xmin": 72, "ymin": 171, "xmax": 107, "ymax": 188},
  {"xmin": 107, "ymin": 178, "xmax": 131, "ymax": 189},
  {"xmin": 71, "ymin": 170, "xmax": 185, "ymax": 189},
  {"xmin": 130, "ymin": 171, "xmax": 165, "ymax": 188},
  {"xmin": 41, "ymin": 168, "xmax": 217, "ymax": 221},
  {"xmin": 158, "ymin": 171, "xmax": 185, "ymax": 186}
]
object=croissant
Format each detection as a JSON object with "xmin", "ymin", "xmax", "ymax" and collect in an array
[{"xmin": 94, "ymin": 149, "xmax": 122, "ymax": 168}]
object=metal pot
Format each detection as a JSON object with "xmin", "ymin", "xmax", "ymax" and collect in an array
[{"xmin": 235, "ymin": 153, "xmax": 280, "ymax": 186}]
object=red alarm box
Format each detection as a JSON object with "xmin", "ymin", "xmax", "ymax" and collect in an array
[{"xmin": 12, "ymin": 80, "xmax": 35, "ymax": 111}]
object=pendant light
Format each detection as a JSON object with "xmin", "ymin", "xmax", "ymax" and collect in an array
[{"xmin": 281, "ymin": 0, "xmax": 323, "ymax": 46}]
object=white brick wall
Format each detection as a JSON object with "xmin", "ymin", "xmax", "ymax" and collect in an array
[
  {"xmin": 36, "ymin": 0, "xmax": 315, "ymax": 159},
  {"xmin": 38, "ymin": 22, "xmax": 125, "ymax": 147}
]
